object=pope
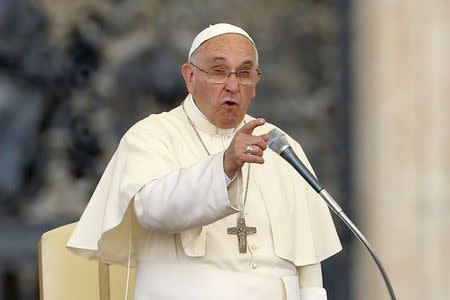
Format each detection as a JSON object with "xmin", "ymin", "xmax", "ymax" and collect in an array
[{"xmin": 67, "ymin": 23, "xmax": 342, "ymax": 300}]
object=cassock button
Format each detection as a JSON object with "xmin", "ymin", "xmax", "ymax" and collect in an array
[
  {"xmin": 252, "ymin": 263, "xmax": 258, "ymax": 269},
  {"xmin": 251, "ymin": 244, "xmax": 257, "ymax": 250}
]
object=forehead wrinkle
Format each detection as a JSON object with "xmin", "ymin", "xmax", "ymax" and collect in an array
[
  {"xmin": 209, "ymin": 56, "xmax": 226, "ymax": 62},
  {"xmin": 198, "ymin": 34, "xmax": 257, "ymax": 65},
  {"xmin": 208, "ymin": 57, "xmax": 255, "ymax": 67}
]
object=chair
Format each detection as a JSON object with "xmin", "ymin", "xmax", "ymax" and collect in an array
[{"xmin": 38, "ymin": 222, "xmax": 135, "ymax": 300}]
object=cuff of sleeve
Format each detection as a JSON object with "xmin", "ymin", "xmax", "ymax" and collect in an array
[
  {"xmin": 224, "ymin": 171, "xmax": 237, "ymax": 186},
  {"xmin": 300, "ymin": 287, "xmax": 327, "ymax": 300}
]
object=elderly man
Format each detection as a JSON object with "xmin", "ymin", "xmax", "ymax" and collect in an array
[{"xmin": 67, "ymin": 23, "xmax": 342, "ymax": 300}]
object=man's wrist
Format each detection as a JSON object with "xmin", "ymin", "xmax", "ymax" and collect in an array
[{"xmin": 224, "ymin": 172, "xmax": 237, "ymax": 187}]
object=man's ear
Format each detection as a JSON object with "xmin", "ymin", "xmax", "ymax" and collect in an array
[
  {"xmin": 181, "ymin": 63, "xmax": 194, "ymax": 94},
  {"xmin": 255, "ymin": 70, "xmax": 261, "ymax": 84}
]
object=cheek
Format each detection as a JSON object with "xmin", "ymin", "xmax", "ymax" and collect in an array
[
  {"xmin": 243, "ymin": 86, "xmax": 257, "ymax": 103},
  {"xmin": 196, "ymin": 82, "xmax": 218, "ymax": 103}
]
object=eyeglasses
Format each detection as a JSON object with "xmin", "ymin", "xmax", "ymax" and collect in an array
[{"xmin": 190, "ymin": 62, "xmax": 261, "ymax": 85}]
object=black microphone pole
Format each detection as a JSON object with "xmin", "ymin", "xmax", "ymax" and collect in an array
[{"xmin": 267, "ymin": 129, "xmax": 397, "ymax": 300}]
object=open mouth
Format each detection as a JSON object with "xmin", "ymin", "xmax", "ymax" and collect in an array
[{"xmin": 223, "ymin": 100, "xmax": 238, "ymax": 107}]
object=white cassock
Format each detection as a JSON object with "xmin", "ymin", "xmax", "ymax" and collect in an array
[{"xmin": 67, "ymin": 94, "xmax": 342, "ymax": 300}]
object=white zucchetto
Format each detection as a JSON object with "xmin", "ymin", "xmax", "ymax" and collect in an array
[{"xmin": 188, "ymin": 23, "xmax": 255, "ymax": 59}]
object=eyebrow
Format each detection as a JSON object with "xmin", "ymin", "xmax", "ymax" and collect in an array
[{"xmin": 209, "ymin": 57, "xmax": 255, "ymax": 67}]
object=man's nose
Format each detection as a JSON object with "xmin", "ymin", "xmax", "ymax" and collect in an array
[{"xmin": 224, "ymin": 73, "xmax": 240, "ymax": 92}]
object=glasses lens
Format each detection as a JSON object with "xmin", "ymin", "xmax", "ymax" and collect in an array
[
  {"xmin": 237, "ymin": 70, "xmax": 254, "ymax": 84},
  {"xmin": 209, "ymin": 69, "xmax": 228, "ymax": 83}
]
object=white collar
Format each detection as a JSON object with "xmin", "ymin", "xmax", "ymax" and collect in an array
[{"xmin": 183, "ymin": 94, "xmax": 245, "ymax": 136}]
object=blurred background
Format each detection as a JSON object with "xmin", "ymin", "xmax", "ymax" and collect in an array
[{"xmin": 0, "ymin": 0, "xmax": 448, "ymax": 299}]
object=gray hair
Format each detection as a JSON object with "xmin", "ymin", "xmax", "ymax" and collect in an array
[{"xmin": 188, "ymin": 39, "xmax": 259, "ymax": 67}]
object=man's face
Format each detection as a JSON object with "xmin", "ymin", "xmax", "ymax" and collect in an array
[{"xmin": 182, "ymin": 34, "xmax": 260, "ymax": 129}]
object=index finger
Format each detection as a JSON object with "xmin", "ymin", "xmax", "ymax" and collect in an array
[{"xmin": 239, "ymin": 118, "xmax": 266, "ymax": 135}]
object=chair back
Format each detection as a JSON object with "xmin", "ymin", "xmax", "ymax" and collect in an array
[{"xmin": 38, "ymin": 222, "xmax": 135, "ymax": 300}]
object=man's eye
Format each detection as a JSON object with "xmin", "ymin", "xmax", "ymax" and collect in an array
[
  {"xmin": 211, "ymin": 69, "xmax": 227, "ymax": 75},
  {"xmin": 238, "ymin": 70, "xmax": 252, "ymax": 77}
]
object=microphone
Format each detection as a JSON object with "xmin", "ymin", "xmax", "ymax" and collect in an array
[
  {"xmin": 267, "ymin": 129, "xmax": 323, "ymax": 193},
  {"xmin": 266, "ymin": 128, "xmax": 397, "ymax": 300},
  {"xmin": 267, "ymin": 128, "xmax": 343, "ymax": 214}
]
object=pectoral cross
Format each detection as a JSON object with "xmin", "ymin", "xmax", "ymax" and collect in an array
[{"xmin": 227, "ymin": 216, "xmax": 256, "ymax": 253}]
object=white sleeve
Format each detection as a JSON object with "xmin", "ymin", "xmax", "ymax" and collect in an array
[
  {"xmin": 225, "ymin": 172, "xmax": 237, "ymax": 186},
  {"xmin": 134, "ymin": 151, "xmax": 243, "ymax": 233},
  {"xmin": 297, "ymin": 263, "xmax": 328, "ymax": 300}
]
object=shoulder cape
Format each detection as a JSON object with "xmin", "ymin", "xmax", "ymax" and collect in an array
[{"xmin": 67, "ymin": 102, "xmax": 342, "ymax": 266}]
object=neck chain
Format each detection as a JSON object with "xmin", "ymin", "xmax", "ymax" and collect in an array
[{"xmin": 182, "ymin": 100, "xmax": 256, "ymax": 253}]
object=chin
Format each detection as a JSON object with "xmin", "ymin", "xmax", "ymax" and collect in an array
[
  {"xmin": 214, "ymin": 110, "xmax": 245, "ymax": 128},
  {"xmin": 218, "ymin": 117, "xmax": 242, "ymax": 129}
]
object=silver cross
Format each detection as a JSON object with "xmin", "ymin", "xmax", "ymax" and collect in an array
[{"xmin": 227, "ymin": 216, "xmax": 257, "ymax": 253}]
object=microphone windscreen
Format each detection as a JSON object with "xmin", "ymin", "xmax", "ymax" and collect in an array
[{"xmin": 267, "ymin": 128, "xmax": 290, "ymax": 155}]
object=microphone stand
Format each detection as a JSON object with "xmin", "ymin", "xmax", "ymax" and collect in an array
[
  {"xmin": 318, "ymin": 189, "xmax": 397, "ymax": 300},
  {"xmin": 267, "ymin": 129, "xmax": 397, "ymax": 299}
]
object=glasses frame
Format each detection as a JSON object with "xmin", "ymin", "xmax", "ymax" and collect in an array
[{"xmin": 189, "ymin": 62, "xmax": 261, "ymax": 85}]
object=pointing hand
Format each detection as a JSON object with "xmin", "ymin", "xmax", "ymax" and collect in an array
[{"xmin": 223, "ymin": 118, "xmax": 270, "ymax": 178}]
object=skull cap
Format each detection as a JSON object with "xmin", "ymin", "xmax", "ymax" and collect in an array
[{"xmin": 188, "ymin": 23, "xmax": 255, "ymax": 60}]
